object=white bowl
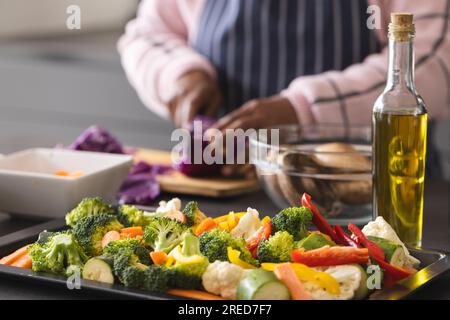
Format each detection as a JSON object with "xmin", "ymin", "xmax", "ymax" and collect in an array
[{"xmin": 0, "ymin": 148, "xmax": 133, "ymax": 218}]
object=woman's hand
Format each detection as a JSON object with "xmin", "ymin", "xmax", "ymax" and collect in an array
[
  {"xmin": 213, "ymin": 95, "xmax": 298, "ymax": 132},
  {"xmin": 166, "ymin": 70, "xmax": 222, "ymax": 128}
]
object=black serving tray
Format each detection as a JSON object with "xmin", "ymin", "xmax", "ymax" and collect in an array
[{"xmin": 0, "ymin": 218, "xmax": 448, "ymax": 300}]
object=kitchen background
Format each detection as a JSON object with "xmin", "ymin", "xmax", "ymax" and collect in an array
[{"xmin": 0, "ymin": 0, "xmax": 449, "ymax": 180}]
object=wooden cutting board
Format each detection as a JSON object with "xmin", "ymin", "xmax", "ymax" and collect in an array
[{"xmin": 133, "ymin": 148, "xmax": 260, "ymax": 198}]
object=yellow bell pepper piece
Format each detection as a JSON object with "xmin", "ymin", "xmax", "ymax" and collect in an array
[
  {"xmin": 227, "ymin": 212, "xmax": 239, "ymax": 230},
  {"xmin": 227, "ymin": 247, "xmax": 256, "ymax": 269},
  {"xmin": 218, "ymin": 221, "xmax": 230, "ymax": 231},
  {"xmin": 261, "ymin": 262, "xmax": 340, "ymax": 295},
  {"xmin": 261, "ymin": 216, "xmax": 271, "ymax": 225},
  {"xmin": 172, "ymin": 246, "xmax": 205, "ymax": 265},
  {"xmin": 214, "ymin": 211, "xmax": 246, "ymax": 224},
  {"xmin": 165, "ymin": 256, "xmax": 175, "ymax": 267}
]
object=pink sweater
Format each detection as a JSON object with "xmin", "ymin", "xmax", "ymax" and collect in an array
[{"xmin": 118, "ymin": 0, "xmax": 450, "ymax": 126}]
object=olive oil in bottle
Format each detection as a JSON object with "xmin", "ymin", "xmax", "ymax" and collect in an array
[{"xmin": 373, "ymin": 13, "xmax": 427, "ymax": 246}]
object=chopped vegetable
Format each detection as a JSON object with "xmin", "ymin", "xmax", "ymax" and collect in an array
[
  {"xmin": 166, "ymin": 211, "xmax": 187, "ymax": 224},
  {"xmin": 237, "ymin": 269, "xmax": 291, "ymax": 300},
  {"xmin": 271, "ymin": 206, "xmax": 312, "ymax": 241},
  {"xmin": 0, "ymin": 245, "xmax": 30, "ymax": 266},
  {"xmin": 72, "ymin": 214, "xmax": 124, "ymax": 256},
  {"xmin": 101, "ymin": 231, "xmax": 121, "ymax": 249},
  {"xmin": 82, "ymin": 256, "xmax": 114, "ymax": 284},
  {"xmin": 297, "ymin": 233, "xmax": 336, "ymax": 251},
  {"xmin": 29, "ymin": 231, "xmax": 88, "ymax": 276},
  {"xmin": 348, "ymin": 223, "xmax": 385, "ymax": 262},
  {"xmin": 301, "ymin": 193, "xmax": 339, "ymax": 243},
  {"xmin": 333, "ymin": 224, "xmax": 360, "ymax": 247},
  {"xmin": 291, "ymin": 246, "xmax": 369, "ymax": 267},
  {"xmin": 227, "ymin": 247, "xmax": 256, "ymax": 269},
  {"xmin": 362, "ymin": 216, "xmax": 420, "ymax": 268},
  {"xmin": 257, "ymin": 231, "xmax": 294, "ymax": 263},
  {"xmin": 194, "ymin": 218, "xmax": 218, "ymax": 236},
  {"xmin": 68, "ymin": 125, "xmax": 125, "ymax": 154},
  {"xmin": 120, "ymin": 226, "xmax": 144, "ymax": 238},
  {"xmin": 367, "ymin": 236, "xmax": 406, "ymax": 267},
  {"xmin": 54, "ymin": 170, "xmax": 83, "ymax": 177},
  {"xmin": 103, "ymin": 238, "xmax": 152, "ymax": 266},
  {"xmin": 117, "ymin": 205, "xmax": 150, "ymax": 227},
  {"xmin": 166, "ymin": 233, "xmax": 209, "ymax": 290},
  {"xmin": 230, "ymin": 208, "xmax": 261, "ymax": 241},
  {"xmin": 10, "ymin": 252, "xmax": 32, "ymax": 269},
  {"xmin": 262, "ymin": 263, "xmax": 340, "ymax": 296},
  {"xmin": 273, "ymin": 264, "xmax": 310, "ymax": 300},
  {"xmin": 143, "ymin": 217, "xmax": 188, "ymax": 253},
  {"xmin": 213, "ymin": 212, "xmax": 246, "ymax": 224},
  {"xmin": 183, "ymin": 201, "xmax": 207, "ymax": 227},
  {"xmin": 173, "ymin": 115, "xmax": 221, "ymax": 177},
  {"xmin": 150, "ymin": 251, "xmax": 168, "ymax": 266},
  {"xmin": 65, "ymin": 197, "xmax": 114, "ymax": 227},
  {"xmin": 202, "ymin": 261, "xmax": 247, "ymax": 299},
  {"xmin": 245, "ymin": 222, "xmax": 271, "ymax": 252},
  {"xmin": 198, "ymin": 229, "xmax": 259, "ymax": 266},
  {"xmin": 167, "ymin": 289, "xmax": 225, "ymax": 300}
]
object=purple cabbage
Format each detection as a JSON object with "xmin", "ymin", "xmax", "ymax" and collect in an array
[
  {"xmin": 117, "ymin": 161, "xmax": 172, "ymax": 205},
  {"xmin": 66, "ymin": 126, "xmax": 172, "ymax": 205},
  {"xmin": 173, "ymin": 116, "xmax": 221, "ymax": 177},
  {"xmin": 68, "ymin": 125, "xmax": 125, "ymax": 154}
]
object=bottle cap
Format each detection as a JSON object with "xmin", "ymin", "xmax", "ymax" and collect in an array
[{"xmin": 389, "ymin": 13, "xmax": 415, "ymax": 41}]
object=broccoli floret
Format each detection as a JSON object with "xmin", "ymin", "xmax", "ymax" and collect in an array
[
  {"xmin": 72, "ymin": 214, "xmax": 123, "ymax": 256},
  {"xmin": 65, "ymin": 197, "xmax": 114, "ymax": 227},
  {"xmin": 143, "ymin": 217, "xmax": 188, "ymax": 253},
  {"xmin": 271, "ymin": 207, "xmax": 313, "ymax": 241},
  {"xmin": 199, "ymin": 229, "xmax": 259, "ymax": 266},
  {"xmin": 257, "ymin": 231, "xmax": 294, "ymax": 263},
  {"xmin": 112, "ymin": 248, "xmax": 169, "ymax": 292},
  {"xmin": 104, "ymin": 238, "xmax": 152, "ymax": 265},
  {"xmin": 117, "ymin": 205, "xmax": 152, "ymax": 227},
  {"xmin": 29, "ymin": 231, "xmax": 88, "ymax": 276},
  {"xmin": 166, "ymin": 232, "xmax": 209, "ymax": 290},
  {"xmin": 183, "ymin": 201, "xmax": 207, "ymax": 227}
]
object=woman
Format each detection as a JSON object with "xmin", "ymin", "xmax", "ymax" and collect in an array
[{"xmin": 119, "ymin": 0, "xmax": 449, "ymax": 175}]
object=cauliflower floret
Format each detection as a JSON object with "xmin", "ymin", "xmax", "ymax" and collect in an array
[
  {"xmin": 156, "ymin": 198, "xmax": 182, "ymax": 215},
  {"xmin": 362, "ymin": 216, "xmax": 420, "ymax": 268},
  {"xmin": 303, "ymin": 265, "xmax": 363, "ymax": 300},
  {"xmin": 202, "ymin": 261, "xmax": 247, "ymax": 299},
  {"xmin": 230, "ymin": 207, "xmax": 261, "ymax": 241}
]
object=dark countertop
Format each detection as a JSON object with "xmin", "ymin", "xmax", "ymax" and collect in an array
[{"xmin": 0, "ymin": 179, "xmax": 448, "ymax": 300}]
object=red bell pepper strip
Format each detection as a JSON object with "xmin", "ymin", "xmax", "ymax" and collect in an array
[
  {"xmin": 246, "ymin": 222, "xmax": 272, "ymax": 253},
  {"xmin": 333, "ymin": 224, "xmax": 360, "ymax": 248},
  {"xmin": 291, "ymin": 246, "xmax": 369, "ymax": 267},
  {"xmin": 301, "ymin": 193, "xmax": 339, "ymax": 243},
  {"xmin": 376, "ymin": 257, "xmax": 414, "ymax": 282},
  {"xmin": 348, "ymin": 223, "xmax": 385, "ymax": 261}
]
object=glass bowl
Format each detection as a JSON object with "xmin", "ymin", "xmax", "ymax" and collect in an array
[{"xmin": 250, "ymin": 125, "xmax": 372, "ymax": 225}]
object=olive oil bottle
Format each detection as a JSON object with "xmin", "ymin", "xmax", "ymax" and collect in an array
[{"xmin": 373, "ymin": 13, "xmax": 427, "ymax": 246}]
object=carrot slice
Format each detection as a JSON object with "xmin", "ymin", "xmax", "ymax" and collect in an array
[
  {"xmin": 11, "ymin": 253, "xmax": 32, "ymax": 269},
  {"xmin": 150, "ymin": 251, "xmax": 168, "ymax": 266},
  {"xmin": 120, "ymin": 226, "xmax": 144, "ymax": 239},
  {"xmin": 167, "ymin": 289, "xmax": 225, "ymax": 300},
  {"xmin": 273, "ymin": 264, "xmax": 311, "ymax": 300},
  {"xmin": 0, "ymin": 245, "xmax": 30, "ymax": 266},
  {"xmin": 194, "ymin": 218, "xmax": 217, "ymax": 236},
  {"xmin": 101, "ymin": 230, "xmax": 121, "ymax": 249},
  {"xmin": 291, "ymin": 246, "xmax": 369, "ymax": 267},
  {"xmin": 166, "ymin": 211, "xmax": 187, "ymax": 224}
]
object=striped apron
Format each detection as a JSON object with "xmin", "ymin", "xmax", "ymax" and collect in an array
[{"xmin": 193, "ymin": 0, "xmax": 380, "ymax": 113}]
